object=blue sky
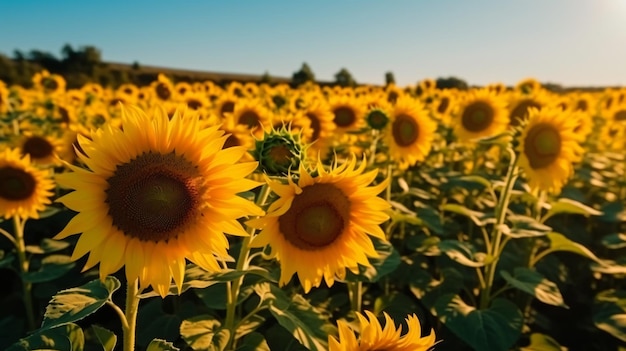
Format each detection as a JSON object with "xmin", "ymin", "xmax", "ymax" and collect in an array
[{"xmin": 1, "ymin": 0, "xmax": 625, "ymax": 87}]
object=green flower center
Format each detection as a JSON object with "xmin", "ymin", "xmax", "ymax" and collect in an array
[
  {"xmin": 524, "ymin": 123, "xmax": 562, "ymax": 169},
  {"xmin": 392, "ymin": 114, "xmax": 419, "ymax": 147},
  {"xmin": 279, "ymin": 183, "xmax": 350, "ymax": 250},
  {"xmin": 461, "ymin": 101, "xmax": 494, "ymax": 133},
  {"xmin": 366, "ymin": 109, "xmax": 389, "ymax": 130}
]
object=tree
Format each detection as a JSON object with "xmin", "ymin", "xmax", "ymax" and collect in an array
[
  {"xmin": 260, "ymin": 71, "xmax": 272, "ymax": 84},
  {"xmin": 385, "ymin": 71, "xmax": 396, "ymax": 86},
  {"xmin": 436, "ymin": 76, "xmax": 468, "ymax": 90},
  {"xmin": 292, "ymin": 62, "xmax": 315, "ymax": 86},
  {"xmin": 334, "ymin": 68, "xmax": 356, "ymax": 87}
]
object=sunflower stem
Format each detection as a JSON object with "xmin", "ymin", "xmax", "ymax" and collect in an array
[
  {"xmin": 13, "ymin": 216, "xmax": 36, "ymax": 331},
  {"xmin": 122, "ymin": 278, "xmax": 140, "ymax": 351},
  {"xmin": 480, "ymin": 148, "xmax": 518, "ymax": 310},
  {"xmin": 224, "ymin": 184, "xmax": 270, "ymax": 351},
  {"xmin": 348, "ymin": 281, "xmax": 363, "ymax": 314}
]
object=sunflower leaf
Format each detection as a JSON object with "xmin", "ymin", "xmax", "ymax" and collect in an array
[
  {"xmin": 500, "ymin": 268, "xmax": 568, "ymax": 308},
  {"xmin": 534, "ymin": 232, "xmax": 603, "ymax": 265},
  {"xmin": 8, "ymin": 323, "xmax": 84, "ymax": 351},
  {"xmin": 238, "ymin": 332, "xmax": 270, "ymax": 351},
  {"xmin": 179, "ymin": 315, "xmax": 229, "ymax": 351},
  {"xmin": 256, "ymin": 283, "xmax": 333, "ymax": 351},
  {"xmin": 88, "ymin": 325, "xmax": 117, "ymax": 351},
  {"xmin": 441, "ymin": 203, "xmax": 487, "ymax": 226},
  {"xmin": 542, "ymin": 198, "xmax": 602, "ymax": 222},
  {"xmin": 25, "ymin": 238, "xmax": 70, "ymax": 254},
  {"xmin": 146, "ymin": 339, "xmax": 180, "ymax": 351},
  {"xmin": 519, "ymin": 333, "xmax": 566, "ymax": 351},
  {"xmin": 593, "ymin": 289, "xmax": 626, "ymax": 342},
  {"xmin": 40, "ymin": 276, "xmax": 121, "ymax": 332},
  {"xmin": 22, "ymin": 254, "xmax": 75, "ymax": 283},
  {"xmin": 432, "ymin": 294, "xmax": 523, "ymax": 351}
]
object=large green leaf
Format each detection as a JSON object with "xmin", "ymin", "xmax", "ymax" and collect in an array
[
  {"xmin": 503, "ymin": 215, "xmax": 552, "ymax": 238},
  {"xmin": 9, "ymin": 323, "xmax": 84, "ymax": 351},
  {"xmin": 593, "ymin": 289, "xmax": 626, "ymax": 342},
  {"xmin": 146, "ymin": 339, "xmax": 180, "ymax": 351},
  {"xmin": 501, "ymin": 268, "xmax": 567, "ymax": 308},
  {"xmin": 437, "ymin": 240, "xmax": 489, "ymax": 267},
  {"xmin": 441, "ymin": 203, "xmax": 487, "ymax": 226},
  {"xmin": 409, "ymin": 267, "xmax": 465, "ymax": 309},
  {"xmin": 22, "ymin": 254, "xmax": 75, "ymax": 283},
  {"xmin": 238, "ymin": 332, "xmax": 270, "ymax": 351},
  {"xmin": 256, "ymin": 283, "xmax": 333, "ymax": 351},
  {"xmin": 179, "ymin": 315, "xmax": 229, "ymax": 351},
  {"xmin": 538, "ymin": 232, "xmax": 602, "ymax": 264},
  {"xmin": 520, "ymin": 333, "xmax": 565, "ymax": 351},
  {"xmin": 41, "ymin": 276, "xmax": 121, "ymax": 332},
  {"xmin": 601, "ymin": 233, "xmax": 626, "ymax": 249},
  {"xmin": 542, "ymin": 198, "xmax": 602, "ymax": 222},
  {"xmin": 88, "ymin": 325, "xmax": 117, "ymax": 351},
  {"xmin": 433, "ymin": 294, "xmax": 523, "ymax": 351}
]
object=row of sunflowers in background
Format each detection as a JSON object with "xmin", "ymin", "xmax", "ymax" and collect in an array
[{"xmin": 0, "ymin": 70, "xmax": 625, "ymax": 350}]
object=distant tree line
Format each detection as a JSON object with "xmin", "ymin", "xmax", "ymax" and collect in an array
[{"xmin": 1, "ymin": 44, "xmax": 474, "ymax": 90}]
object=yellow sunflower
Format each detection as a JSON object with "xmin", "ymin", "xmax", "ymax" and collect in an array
[
  {"xmin": 0, "ymin": 148, "xmax": 55, "ymax": 220},
  {"xmin": 507, "ymin": 91, "xmax": 548, "ymax": 127},
  {"xmin": 384, "ymin": 96, "xmax": 437, "ymax": 169},
  {"xmin": 517, "ymin": 107, "xmax": 584, "ymax": 193},
  {"xmin": 247, "ymin": 157, "xmax": 390, "ymax": 292},
  {"xmin": 18, "ymin": 131, "xmax": 65, "ymax": 167},
  {"xmin": 54, "ymin": 104, "xmax": 264, "ymax": 297},
  {"xmin": 329, "ymin": 311, "xmax": 437, "ymax": 351},
  {"xmin": 515, "ymin": 77, "xmax": 542, "ymax": 95},
  {"xmin": 151, "ymin": 74, "xmax": 175, "ymax": 102},
  {"xmin": 228, "ymin": 99, "xmax": 273, "ymax": 138},
  {"xmin": 453, "ymin": 89, "xmax": 509, "ymax": 142},
  {"xmin": 0, "ymin": 81, "xmax": 9, "ymax": 115},
  {"xmin": 32, "ymin": 70, "xmax": 66, "ymax": 96},
  {"xmin": 329, "ymin": 95, "xmax": 367, "ymax": 134}
]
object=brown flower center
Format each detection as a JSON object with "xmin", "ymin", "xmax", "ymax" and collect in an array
[
  {"xmin": 223, "ymin": 134, "xmax": 240, "ymax": 148},
  {"xmin": 0, "ymin": 166, "xmax": 36, "ymax": 201},
  {"xmin": 437, "ymin": 97, "xmax": 451, "ymax": 114},
  {"xmin": 333, "ymin": 106, "xmax": 356, "ymax": 128},
  {"xmin": 461, "ymin": 101, "xmax": 495, "ymax": 132},
  {"xmin": 524, "ymin": 123, "xmax": 561, "ymax": 169},
  {"xmin": 43, "ymin": 77, "xmax": 59, "ymax": 92},
  {"xmin": 305, "ymin": 112, "xmax": 322, "ymax": 141},
  {"xmin": 366, "ymin": 110, "xmax": 389, "ymax": 130},
  {"xmin": 105, "ymin": 152, "xmax": 201, "ymax": 242},
  {"xmin": 220, "ymin": 101, "xmax": 235, "ymax": 116},
  {"xmin": 614, "ymin": 109, "xmax": 626, "ymax": 122},
  {"xmin": 22, "ymin": 136, "xmax": 54, "ymax": 160},
  {"xmin": 278, "ymin": 183, "xmax": 350, "ymax": 250},
  {"xmin": 392, "ymin": 114, "xmax": 420, "ymax": 147},
  {"xmin": 510, "ymin": 100, "xmax": 541, "ymax": 126},
  {"xmin": 155, "ymin": 82, "xmax": 171, "ymax": 101},
  {"xmin": 238, "ymin": 110, "xmax": 261, "ymax": 129},
  {"xmin": 187, "ymin": 99, "xmax": 202, "ymax": 110}
]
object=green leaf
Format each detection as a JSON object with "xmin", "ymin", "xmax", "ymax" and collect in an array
[
  {"xmin": 433, "ymin": 294, "xmax": 523, "ymax": 351},
  {"xmin": 520, "ymin": 333, "xmax": 565, "ymax": 351},
  {"xmin": 256, "ymin": 283, "xmax": 333, "ymax": 351},
  {"xmin": 179, "ymin": 315, "xmax": 229, "ymax": 351},
  {"xmin": 41, "ymin": 276, "xmax": 121, "ymax": 332},
  {"xmin": 9, "ymin": 323, "xmax": 84, "ymax": 351},
  {"xmin": 593, "ymin": 289, "xmax": 626, "ymax": 342},
  {"xmin": 238, "ymin": 332, "xmax": 270, "ymax": 351},
  {"xmin": 437, "ymin": 240, "xmax": 489, "ymax": 267},
  {"xmin": 602, "ymin": 233, "xmax": 626, "ymax": 249},
  {"xmin": 25, "ymin": 238, "xmax": 70, "ymax": 254},
  {"xmin": 89, "ymin": 325, "xmax": 117, "ymax": 351},
  {"xmin": 441, "ymin": 203, "xmax": 487, "ymax": 226},
  {"xmin": 409, "ymin": 267, "xmax": 465, "ymax": 309},
  {"xmin": 600, "ymin": 202, "xmax": 626, "ymax": 223},
  {"xmin": 146, "ymin": 339, "xmax": 180, "ymax": 351},
  {"xmin": 501, "ymin": 268, "xmax": 568, "ymax": 308},
  {"xmin": 542, "ymin": 198, "xmax": 602, "ymax": 222},
  {"xmin": 345, "ymin": 237, "xmax": 401, "ymax": 283},
  {"xmin": 503, "ymin": 215, "xmax": 552, "ymax": 238},
  {"xmin": 22, "ymin": 255, "xmax": 75, "ymax": 283},
  {"xmin": 538, "ymin": 232, "xmax": 603, "ymax": 264},
  {"xmin": 38, "ymin": 206, "xmax": 63, "ymax": 219},
  {"xmin": 0, "ymin": 251, "xmax": 15, "ymax": 268}
]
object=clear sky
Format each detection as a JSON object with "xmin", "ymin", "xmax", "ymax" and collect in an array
[{"xmin": 1, "ymin": 0, "xmax": 625, "ymax": 87}]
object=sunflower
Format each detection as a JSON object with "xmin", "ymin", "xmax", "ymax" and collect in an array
[
  {"xmin": 517, "ymin": 107, "xmax": 584, "ymax": 193},
  {"xmin": 32, "ymin": 70, "xmax": 66, "ymax": 96},
  {"xmin": 0, "ymin": 148, "xmax": 55, "ymax": 220},
  {"xmin": 17, "ymin": 131, "xmax": 64, "ymax": 167},
  {"xmin": 228, "ymin": 99, "xmax": 273, "ymax": 138},
  {"xmin": 0, "ymin": 81, "xmax": 9, "ymax": 115},
  {"xmin": 384, "ymin": 96, "xmax": 437, "ymax": 169},
  {"xmin": 292, "ymin": 101, "xmax": 336, "ymax": 160},
  {"xmin": 507, "ymin": 91, "xmax": 548, "ymax": 127},
  {"xmin": 453, "ymin": 89, "xmax": 509, "ymax": 141},
  {"xmin": 54, "ymin": 104, "xmax": 264, "ymax": 297},
  {"xmin": 515, "ymin": 77, "xmax": 542, "ymax": 95},
  {"xmin": 329, "ymin": 95, "xmax": 367, "ymax": 134},
  {"xmin": 329, "ymin": 311, "xmax": 437, "ymax": 351},
  {"xmin": 151, "ymin": 74, "xmax": 175, "ymax": 102},
  {"xmin": 247, "ymin": 157, "xmax": 390, "ymax": 292}
]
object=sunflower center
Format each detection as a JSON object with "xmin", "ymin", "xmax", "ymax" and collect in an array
[
  {"xmin": 223, "ymin": 134, "xmax": 240, "ymax": 148},
  {"xmin": 279, "ymin": 183, "xmax": 350, "ymax": 250},
  {"xmin": 268, "ymin": 144, "xmax": 293, "ymax": 167},
  {"xmin": 155, "ymin": 83, "xmax": 171, "ymax": 101},
  {"xmin": 22, "ymin": 136, "xmax": 54, "ymax": 160},
  {"xmin": 462, "ymin": 101, "xmax": 494, "ymax": 132},
  {"xmin": 272, "ymin": 95, "xmax": 286, "ymax": 109},
  {"xmin": 614, "ymin": 110, "xmax": 626, "ymax": 122},
  {"xmin": 43, "ymin": 77, "xmax": 59, "ymax": 92},
  {"xmin": 510, "ymin": 100, "xmax": 541, "ymax": 126},
  {"xmin": 333, "ymin": 106, "xmax": 356, "ymax": 127},
  {"xmin": 220, "ymin": 101, "xmax": 235, "ymax": 116},
  {"xmin": 105, "ymin": 152, "xmax": 200, "ymax": 242},
  {"xmin": 524, "ymin": 123, "xmax": 562, "ymax": 169},
  {"xmin": 392, "ymin": 114, "xmax": 420, "ymax": 147},
  {"xmin": 437, "ymin": 97, "xmax": 451, "ymax": 114},
  {"xmin": 238, "ymin": 110, "xmax": 261, "ymax": 129},
  {"xmin": 305, "ymin": 113, "xmax": 322, "ymax": 141},
  {"xmin": 0, "ymin": 167, "xmax": 36, "ymax": 201},
  {"xmin": 187, "ymin": 99, "xmax": 202, "ymax": 110}
]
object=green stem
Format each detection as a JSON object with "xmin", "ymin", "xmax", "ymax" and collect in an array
[
  {"xmin": 348, "ymin": 282, "xmax": 363, "ymax": 314},
  {"xmin": 14, "ymin": 217, "xmax": 35, "ymax": 330},
  {"xmin": 480, "ymin": 148, "xmax": 518, "ymax": 309},
  {"xmin": 224, "ymin": 184, "xmax": 270, "ymax": 350},
  {"xmin": 123, "ymin": 279, "xmax": 140, "ymax": 351}
]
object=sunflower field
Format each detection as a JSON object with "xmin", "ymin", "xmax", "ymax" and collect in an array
[{"xmin": 0, "ymin": 71, "xmax": 625, "ymax": 351}]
